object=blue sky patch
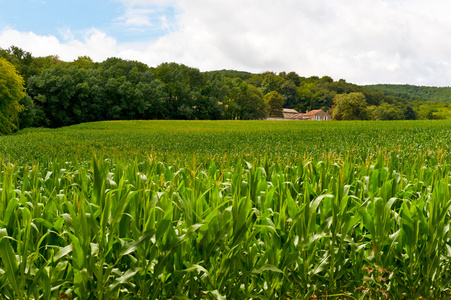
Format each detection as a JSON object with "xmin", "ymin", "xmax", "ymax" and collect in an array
[{"xmin": 0, "ymin": 0, "xmax": 177, "ymax": 43}]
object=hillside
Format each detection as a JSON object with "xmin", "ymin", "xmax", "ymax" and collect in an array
[{"xmin": 365, "ymin": 84, "xmax": 451, "ymax": 102}]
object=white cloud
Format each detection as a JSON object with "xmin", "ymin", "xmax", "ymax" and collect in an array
[
  {"xmin": 0, "ymin": 27, "xmax": 118, "ymax": 62},
  {"xmin": 114, "ymin": 0, "xmax": 178, "ymax": 34},
  {"xmin": 116, "ymin": 8, "xmax": 154, "ymax": 28},
  {"xmin": 3, "ymin": 0, "xmax": 451, "ymax": 85}
]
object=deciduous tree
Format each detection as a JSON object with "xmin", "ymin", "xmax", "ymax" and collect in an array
[
  {"xmin": 332, "ymin": 92, "xmax": 369, "ymax": 120},
  {"xmin": 265, "ymin": 91, "xmax": 284, "ymax": 118},
  {"xmin": 279, "ymin": 80, "xmax": 297, "ymax": 108},
  {"xmin": 261, "ymin": 72, "xmax": 284, "ymax": 95},
  {"xmin": 226, "ymin": 79, "xmax": 268, "ymax": 119},
  {"xmin": 368, "ymin": 102, "xmax": 404, "ymax": 120},
  {"xmin": 27, "ymin": 65, "xmax": 100, "ymax": 127},
  {"xmin": 0, "ymin": 58, "xmax": 25, "ymax": 134}
]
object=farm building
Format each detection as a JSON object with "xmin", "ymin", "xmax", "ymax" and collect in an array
[
  {"xmin": 292, "ymin": 110, "xmax": 332, "ymax": 121},
  {"xmin": 282, "ymin": 108, "xmax": 299, "ymax": 119},
  {"xmin": 271, "ymin": 108, "xmax": 332, "ymax": 121}
]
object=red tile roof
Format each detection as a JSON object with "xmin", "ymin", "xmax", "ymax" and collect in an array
[
  {"xmin": 304, "ymin": 110, "xmax": 323, "ymax": 116},
  {"xmin": 291, "ymin": 113, "xmax": 309, "ymax": 120}
]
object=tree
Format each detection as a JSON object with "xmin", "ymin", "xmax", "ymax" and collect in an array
[
  {"xmin": 225, "ymin": 79, "xmax": 268, "ymax": 119},
  {"xmin": 296, "ymin": 82, "xmax": 318, "ymax": 112},
  {"xmin": 368, "ymin": 102, "xmax": 404, "ymax": 120},
  {"xmin": 72, "ymin": 56, "xmax": 95, "ymax": 69},
  {"xmin": 18, "ymin": 95, "xmax": 37, "ymax": 129},
  {"xmin": 154, "ymin": 62, "xmax": 200, "ymax": 119},
  {"xmin": 0, "ymin": 58, "xmax": 25, "ymax": 134},
  {"xmin": 194, "ymin": 73, "xmax": 227, "ymax": 120},
  {"xmin": 0, "ymin": 46, "xmax": 34, "ymax": 82},
  {"xmin": 27, "ymin": 65, "xmax": 100, "ymax": 127},
  {"xmin": 332, "ymin": 92, "xmax": 369, "ymax": 120},
  {"xmin": 261, "ymin": 72, "xmax": 284, "ymax": 95},
  {"xmin": 279, "ymin": 80, "xmax": 297, "ymax": 108},
  {"xmin": 283, "ymin": 71, "xmax": 302, "ymax": 86},
  {"xmin": 403, "ymin": 105, "xmax": 417, "ymax": 120},
  {"xmin": 265, "ymin": 91, "xmax": 284, "ymax": 118},
  {"xmin": 426, "ymin": 109, "xmax": 441, "ymax": 120},
  {"xmin": 239, "ymin": 84, "xmax": 268, "ymax": 119}
]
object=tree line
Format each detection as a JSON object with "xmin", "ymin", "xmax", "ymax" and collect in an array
[
  {"xmin": 365, "ymin": 84, "xmax": 451, "ymax": 120},
  {"xmin": 366, "ymin": 84, "xmax": 451, "ymax": 103},
  {"xmin": 0, "ymin": 45, "xmax": 419, "ymax": 134}
]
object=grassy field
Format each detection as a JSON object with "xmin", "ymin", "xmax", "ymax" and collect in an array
[{"xmin": 0, "ymin": 120, "xmax": 451, "ymax": 299}]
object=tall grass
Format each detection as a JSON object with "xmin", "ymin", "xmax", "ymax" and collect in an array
[{"xmin": 0, "ymin": 120, "xmax": 450, "ymax": 299}]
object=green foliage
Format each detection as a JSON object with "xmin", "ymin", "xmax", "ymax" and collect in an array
[
  {"xmin": 279, "ymin": 79, "xmax": 297, "ymax": 108},
  {"xmin": 332, "ymin": 92, "xmax": 369, "ymax": 120},
  {"xmin": 403, "ymin": 105, "xmax": 418, "ymax": 120},
  {"xmin": 26, "ymin": 59, "xmax": 271, "ymax": 126},
  {"xmin": 261, "ymin": 72, "xmax": 284, "ymax": 95},
  {"xmin": 17, "ymin": 95, "xmax": 37, "ymax": 129},
  {"xmin": 0, "ymin": 46, "xmax": 63, "ymax": 85},
  {"xmin": 235, "ymin": 81, "xmax": 268, "ymax": 119},
  {"xmin": 366, "ymin": 84, "xmax": 451, "ymax": 102},
  {"xmin": 368, "ymin": 102, "xmax": 404, "ymax": 120},
  {"xmin": 223, "ymin": 79, "xmax": 268, "ymax": 120},
  {"xmin": 27, "ymin": 65, "xmax": 102, "ymax": 127},
  {"xmin": 72, "ymin": 55, "xmax": 96, "ymax": 69},
  {"xmin": 0, "ymin": 57, "xmax": 25, "ymax": 134},
  {"xmin": 413, "ymin": 102, "xmax": 451, "ymax": 120},
  {"xmin": 0, "ymin": 45, "xmax": 438, "ymax": 130},
  {"xmin": 0, "ymin": 120, "xmax": 451, "ymax": 298},
  {"xmin": 265, "ymin": 91, "xmax": 284, "ymax": 118}
]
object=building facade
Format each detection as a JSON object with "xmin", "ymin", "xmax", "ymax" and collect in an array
[
  {"xmin": 282, "ymin": 108, "xmax": 299, "ymax": 119},
  {"xmin": 292, "ymin": 110, "xmax": 332, "ymax": 121}
]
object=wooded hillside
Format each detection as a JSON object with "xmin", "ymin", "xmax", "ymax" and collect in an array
[
  {"xmin": 366, "ymin": 84, "xmax": 451, "ymax": 102},
  {"xmin": 1, "ymin": 45, "xmax": 441, "ymax": 133}
]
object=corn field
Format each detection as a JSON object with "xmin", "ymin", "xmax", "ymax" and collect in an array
[{"xmin": 0, "ymin": 120, "xmax": 451, "ymax": 299}]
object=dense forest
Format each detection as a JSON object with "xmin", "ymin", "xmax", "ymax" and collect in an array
[
  {"xmin": 366, "ymin": 84, "xmax": 451, "ymax": 102},
  {"xmin": 366, "ymin": 84, "xmax": 451, "ymax": 119},
  {"xmin": 0, "ymin": 45, "xmax": 436, "ymax": 133}
]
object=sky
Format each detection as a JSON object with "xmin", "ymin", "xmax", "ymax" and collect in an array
[{"xmin": 1, "ymin": 0, "xmax": 451, "ymax": 86}]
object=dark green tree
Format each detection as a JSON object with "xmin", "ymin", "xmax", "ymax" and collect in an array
[
  {"xmin": 154, "ymin": 62, "xmax": 194, "ymax": 119},
  {"xmin": 279, "ymin": 80, "xmax": 297, "ymax": 108},
  {"xmin": 134, "ymin": 80, "xmax": 168, "ymax": 119},
  {"xmin": 403, "ymin": 105, "xmax": 417, "ymax": 120},
  {"xmin": 18, "ymin": 95, "xmax": 37, "ymax": 129},
  {"xmin": 194, "ymin": 73, "xmax": 227, "ymax": 120},
  {"xmin": 225, "ymin": 79, "xmax": 268, "ymax": 119},
  {"xmin": 27, "ymin": 65, "xmax": 100, "ymax": 127},
  {"xmin": 283, "ymin": 71, "xmax": 302, "ymax": 86}
]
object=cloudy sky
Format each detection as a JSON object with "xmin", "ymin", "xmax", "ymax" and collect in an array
[{"xmin": 1, "ymin": 0, "xmax": 451, "ymax": 86}]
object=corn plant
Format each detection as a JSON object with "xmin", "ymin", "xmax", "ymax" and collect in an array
[{"xmin": 0, "ymin": 120, "xmax": 450, "ymax": 299}]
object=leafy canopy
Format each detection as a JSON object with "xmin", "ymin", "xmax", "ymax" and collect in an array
[
  {"xmin": 332, "ymin": 92, "xmax": 369, "ymax": 120},
  {"xmin": 0, "ymin": 57, "xmax": 25, "ymax": 134},
  {"xmin": 265, "ymin": 91, "xmax": 284, "ymax": 118}
]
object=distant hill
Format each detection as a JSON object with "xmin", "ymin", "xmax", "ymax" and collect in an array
[
  {"xmin": 365, "ymin": 84, "xmax": 451, "ymax": 102},
  {"xmin": 213, "ymin": 69, "xmax": 253, "ymax": 76}
]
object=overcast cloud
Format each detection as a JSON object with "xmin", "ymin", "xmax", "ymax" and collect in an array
[{"xmin": 1, "ymin": 0, "xmax": 451, "ymax": 86}]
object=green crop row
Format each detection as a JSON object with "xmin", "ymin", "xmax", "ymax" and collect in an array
[
  {"xmin": 2, "ymin": 120, "xmax": 451, "ymax": 164},
  {"xmin": 0, "ymin": 120, "xmax": 450, "ymax": 299}
]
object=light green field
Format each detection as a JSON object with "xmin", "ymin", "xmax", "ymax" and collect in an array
[
  {"xmin": 0, "ymin": 120, "xmax": 451, "ymax": 299},
  {"xmin": 3, "ymin": 120, "xmax": 451, "ymax": 162}
]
